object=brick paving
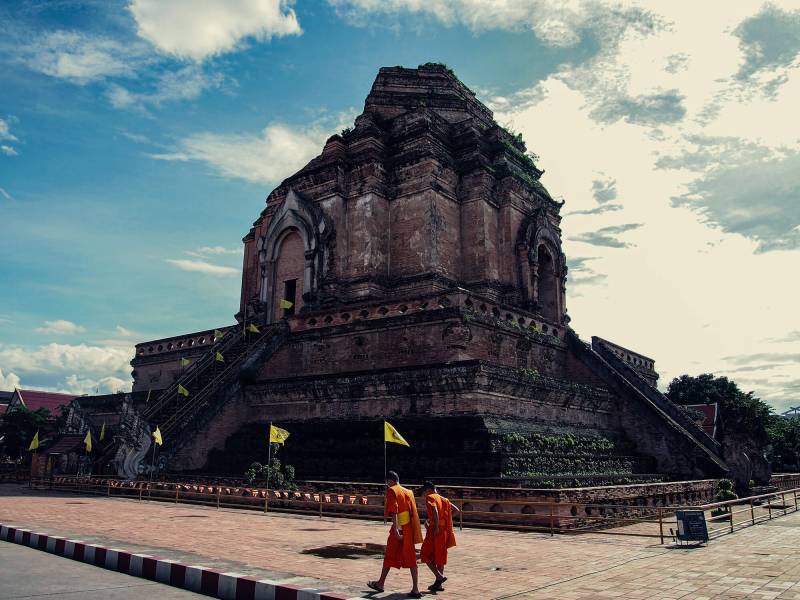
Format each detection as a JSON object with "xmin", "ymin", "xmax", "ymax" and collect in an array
[{"xmin": 3, "ymin": 485, "xmax": 800, "ymax": 599}]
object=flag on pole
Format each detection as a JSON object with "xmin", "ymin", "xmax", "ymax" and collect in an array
[
  {"xmin": 247, "ymin": 323, "xmax": 260, "ymax": 334},
  {"xmin": 384, "ymin": 420, "xmax": 410, "ymax": 447},
  {"xmin": 84, "ymin": 431, "xmax": 92, "ymax": 453},
  {"xmin": 269, "ymin": 424, "xmax": 290, "ymax": 445},
  {"xmin": 178, "ymin": 384, "xmax": 189, "ymax": 397},
  {"xmin": 152, "ymin": 426, "xmax": 163, "ymax": 446},
  {"xmin": 100, "ymin": 422, "xmax": 106, "ymax": 442},
  {"xmin": 28, "ymin": 431, "xmax": 39, "ymax": 451},
  {"xmin": 213, "ymin": 329, "xmax": 224, "ymax": 341},
  {"xmin": 215, "ymin": 351, "xmax": 224, "ymax": 363},
  {"xmin": 180, "ymin": 357, "xmax": 190, "ymax": 368},
  {"xmin": 279, "ymin": 299, "xmax": 294, "ymax": 310}
]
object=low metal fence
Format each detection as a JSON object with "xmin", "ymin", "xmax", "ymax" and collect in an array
[{"xmin": 27, "ymin": 477, "xmax": 800, "ymax": 544}]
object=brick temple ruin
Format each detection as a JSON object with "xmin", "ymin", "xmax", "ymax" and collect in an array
[{"xmin": 70, "ymin": 64, "xmax": 731, "ymax": 485}]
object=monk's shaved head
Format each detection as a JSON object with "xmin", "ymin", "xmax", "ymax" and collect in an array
[
  {"xmin": 422, "ymin": 481, "xmax": 436, "ymax": 492},
  {"xmin": 387, "ymin": 470, "xmax": 399, "ymax": 484}
]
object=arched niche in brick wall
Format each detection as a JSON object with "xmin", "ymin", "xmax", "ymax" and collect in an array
[
  {"xmin": 257, "ymin": 189, "xmax": 332, "ymax": 322},
  {"xmin": 516, "ymin": 209, "xmax": 567, "ymax": 323}
]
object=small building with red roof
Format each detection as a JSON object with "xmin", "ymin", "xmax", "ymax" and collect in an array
[
  {"xmin": 5, "ymin": 389, "xmax": 79, "ymax": 420},
  {"xmin": 684, "ymin": 403, "xmax": 719, "ymax": 439}
]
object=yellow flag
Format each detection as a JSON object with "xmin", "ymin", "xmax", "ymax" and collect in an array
[
  {"xmin": 247, "ymin": 323, "xmax": 260, "ymax": 334},
  {"xmin": 180, "ymin": 357, "xmax": 190, "ymax": 367},
  {"xmin": 269, "ymin": 424, "xmax": 290, "ymax": 445},
  {"xmin": 152, "ymin": 426, "xmax": 163, "ymax": 446},
  {"xmin": 279, "ymin": 299, "xmax": 294, "ymax": 310},
  {"xmin": 100, "ymin": 422, "xmax": 106, "ymax": 442},
  {"xmin": 213, "ymin": 329, "xmax": 224, "ymax": 340},
  {"xmin": 84, "ymin": 431, "xmax": 92, "ymax": 453},
  {"xmin": 215, "ymin": 351, "xmax": 224, "ymax": 363},
  {"xmin": 384, "ymin": 420, "xmax": 410, "ymax": 447},
  {"xmin": 28, "ymin": 430, "xmax": 39, "ymax": 451},
  {"xmin": 178, "ymin": 384, "xmax": 189, "ymax": 397}
]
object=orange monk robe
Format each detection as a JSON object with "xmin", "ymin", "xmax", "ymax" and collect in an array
[
  {"xmin": 420, "ymin": 493, "xmax": 457, "ymax": 567},
  {"xmin": 383, "ymin": 484, "xmax": 423, "ymax": 569}
]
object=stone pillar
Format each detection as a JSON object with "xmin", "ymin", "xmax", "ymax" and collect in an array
[{"xmin": 517, "ymin": 244, "xmax": 532, "ymax": 302}]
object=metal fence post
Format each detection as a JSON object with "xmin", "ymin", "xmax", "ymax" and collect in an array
[
  {"xmin": 175, "ymin": 486, "xmax": 179, "ymax": 504},
  {"xmin": 768, "ymin": 498, "xmax": 773, "ymax": 520},
  {"xmin": 658, "ymin": 508, "xmax": 664, "ymax": 544},
  {"xmin": 730, "ymin": 504, "xmax": 734, "ymax": 533},
  {"xmin": 264, "ymin": 492, "xmax": 268, "ymax": 514},
  {"xmin": 750, "ymin": 499, "xmax": 755, "ymax": 525},
  {"xmin": 782, "ymin": 493, "xmax": 788, "ymax": 515},
  {"xmin": 216, "ymin": 488, "xmax": 221, "ymax": 510},
  {"xmin": 549, "ymin": 504, "xmax": 554, "ymax": 536},
  {"xmin": 107, "ymin": 481, "xmax": 111, "ymax": 497}
]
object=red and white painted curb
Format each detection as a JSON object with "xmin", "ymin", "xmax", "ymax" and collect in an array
[{"xmin": 0, "ymin": 523, "xmax": 359, "ymax": 600}]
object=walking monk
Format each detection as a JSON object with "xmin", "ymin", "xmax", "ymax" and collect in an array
[
  {"xmin": 368, "ymin": 471, "xmax": 423, "ymax": 598},
  {"xmin": 420, "ymin": 481, "xmax": 458, "ymax": 592}
]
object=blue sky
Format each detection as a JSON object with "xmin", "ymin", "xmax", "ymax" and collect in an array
[{"xmin": 1, "ymin": 1, "xmax": 799, "ymax": 410}]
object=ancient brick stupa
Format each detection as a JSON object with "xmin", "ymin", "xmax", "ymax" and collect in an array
[{"xmin": 126, "ymin": 64, "xmax": 728, "ymax": 483}]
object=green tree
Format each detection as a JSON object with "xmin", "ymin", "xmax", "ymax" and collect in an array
[
  {"xmin": 767, "ymin": 416, "xmax": 800, "ymax": 470},
  {"xmin": 666, "ymin": 374, "xmax": 773, "ymax": 445},
  {"xmin": 0, "ymin": 407, "xmax": 51, "ymax": 459},
  {"xmin": 244, "ymin": 444, "xmax": 297, "ymax": 489}
]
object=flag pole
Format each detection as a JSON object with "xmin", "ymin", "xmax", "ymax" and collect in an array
[
  {"xmin": 267, "ymin": 422, "xmax": 272, "ymax": 490},
  {"xmin": 383, "ymin": 419, "xmax": 387, "ymax": 481},
  {"xmin": 149, "ymin": 432, "xmax": 157, "ymax": 483}
]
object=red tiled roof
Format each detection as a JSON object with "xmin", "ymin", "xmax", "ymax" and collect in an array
[
  {"xmin": 17, "ymin": 389, "xmax": 77, "ymax": 417},
  {"xmin": 685, "ymin": 403, "xmax": 718, "ymax": 438}
]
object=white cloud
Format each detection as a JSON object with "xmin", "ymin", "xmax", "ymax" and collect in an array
[
  {"xmin": 0, "ymin": 343, "xmax": 132, "ymax": 378},
  {"xmin": 35, "ymin": 319, "xmax": 86, "ymax": 335},
  {"xmin": 490, "ymin": 1, "xmax": 800, "ymax": 411},
  {"xmin": 129, "ymin": 0, "xmax": 302, "ymax": 61},
  {"xmin": 19, "ymin": 30, "xmax": 143, "ymax": 84},
  {"xmin": 0, "ymin": 188, "xmax": 10, "ymax": 201},
  {"xmin": 107, "ymin": 65, "xmax": 225, "ymax": 109},
  {"xmin": 0, "ymin": 368, "xmax": 21, "ymax": 392},
  {"xmin": 59, "ymin": 374, "xmax": 131, "ymax": 395},
  {"xmin": 165, "ymin": 258, "xmax": 239, "ymax": 275},
  {"xmin": 149, "ymin": 122, "xmax": 331, "ymax": 184},
  {"xmin": 196, "ymin": 246, "xmax": 242, "ymax": 255},
  {"xmin": 329, "ymin": 0, "xmax": 657, "ymax": 48},
  {"xmin": 0, "ymin": 118, "xmax": 18, "ymax": 142},
  {"xmin": 0, "ymin": 117, "xmax": 19, "ymax": 156},
  {"xmin": 114, "ymin": 325, "xmax": 136, "ymax": 337}
]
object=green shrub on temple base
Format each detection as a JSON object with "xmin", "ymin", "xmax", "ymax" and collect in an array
[{"xmin": 245, "ymin": 456, "xmax": 297, "ymax": 490}]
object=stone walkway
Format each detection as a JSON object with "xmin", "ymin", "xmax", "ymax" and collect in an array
[{"xmin": 2, "ymin": 485, "xmax": 800, "ymax": 599}]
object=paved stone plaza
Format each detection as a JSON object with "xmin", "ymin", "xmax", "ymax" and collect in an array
[{"xmin": 3, "ymin": 486, "xmax": 800, "ymax": 599}]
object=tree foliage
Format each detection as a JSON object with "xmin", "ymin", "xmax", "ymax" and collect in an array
[
  {"xmin": 767, "ymin": 416, "xmax": 800, "ymax": 470},
  {"xmin": 0, "ymin": 407, "xmax": 51, "ymax": 459},
  {"xmin": 244, "ymin": 444, "xmax": 297, "ymax": 489},
  {"xmin": 666, "ymin": 373, "xmax": 773, "ymax": 444}
]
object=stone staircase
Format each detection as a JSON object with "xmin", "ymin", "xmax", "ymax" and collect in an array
[
  {"xmin": 566, "ymin": 329, "xmax": 729, "ymax": 475},
  {"xmin": 143, "ymin": 323, "xmax": 288, "ymax": 442}
]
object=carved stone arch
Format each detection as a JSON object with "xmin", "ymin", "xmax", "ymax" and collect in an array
[
  {"xmin": 516, "ymin": 209, "xmax": 566, "ymax": 322},
  {"xmin": 257, "ymin": 189, "xmax": 333, "ymax": 322}
]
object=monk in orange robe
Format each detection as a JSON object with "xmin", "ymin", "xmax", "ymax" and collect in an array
[
  {"xmin": 420, "ymin": 481, "xmax": 458, "ymax": 592},
  {"xmin": 368, "ymin": 471, "xmax": 423, "ymax": 598}
]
